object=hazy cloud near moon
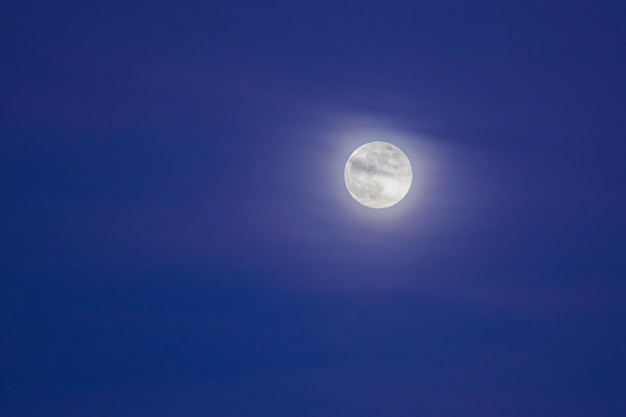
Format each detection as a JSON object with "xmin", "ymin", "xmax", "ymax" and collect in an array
[{"xmin": 36, "ymin": 103, "xmax": 494, "ymax": 294}]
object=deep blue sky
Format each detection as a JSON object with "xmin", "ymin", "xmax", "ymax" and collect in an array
[{"xmin": 2, "ymin": 1, "xmax": 625, "ymax": 416}]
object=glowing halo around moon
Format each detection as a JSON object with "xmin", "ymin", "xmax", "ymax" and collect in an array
[{"xmin": 344, "ymin": 141, "xmax": 413, "ymax": 209}]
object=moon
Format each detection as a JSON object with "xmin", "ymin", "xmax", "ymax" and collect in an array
[{"xmin": 344, "ymin": 141, "xmax": 412, "ymax": 209}]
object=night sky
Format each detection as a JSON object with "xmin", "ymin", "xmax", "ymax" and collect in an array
[{"xmin": 2, "ymin": 1, "xmax": 626, "ymax": 416}]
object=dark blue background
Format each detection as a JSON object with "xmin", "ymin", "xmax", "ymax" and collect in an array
[{"xmin": 2, "ymin": 1, "xmax": 625, "ymax": 416}]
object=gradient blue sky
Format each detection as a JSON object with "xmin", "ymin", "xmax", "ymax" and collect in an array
[{"xmin": 2, "ymin": 1, "xmax": 625, "ymax": 416}]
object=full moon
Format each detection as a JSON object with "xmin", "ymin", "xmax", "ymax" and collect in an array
[{"xmin": 344, "ymin": 141, "xmax": 412, "ymax": 209}]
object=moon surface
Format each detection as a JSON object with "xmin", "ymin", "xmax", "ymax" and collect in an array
[{"xmin": 344, "ymin": 141, "xmax": 412, "ymax": 209}]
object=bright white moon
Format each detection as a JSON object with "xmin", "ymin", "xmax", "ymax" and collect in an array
[{"xmin": 344, "ymin": 141, "xmax": 412, "ymax": 209}]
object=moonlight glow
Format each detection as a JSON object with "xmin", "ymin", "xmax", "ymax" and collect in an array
[{"xmin": 344, "ymin": 141, "xmax": 412, "ymax": 209}]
